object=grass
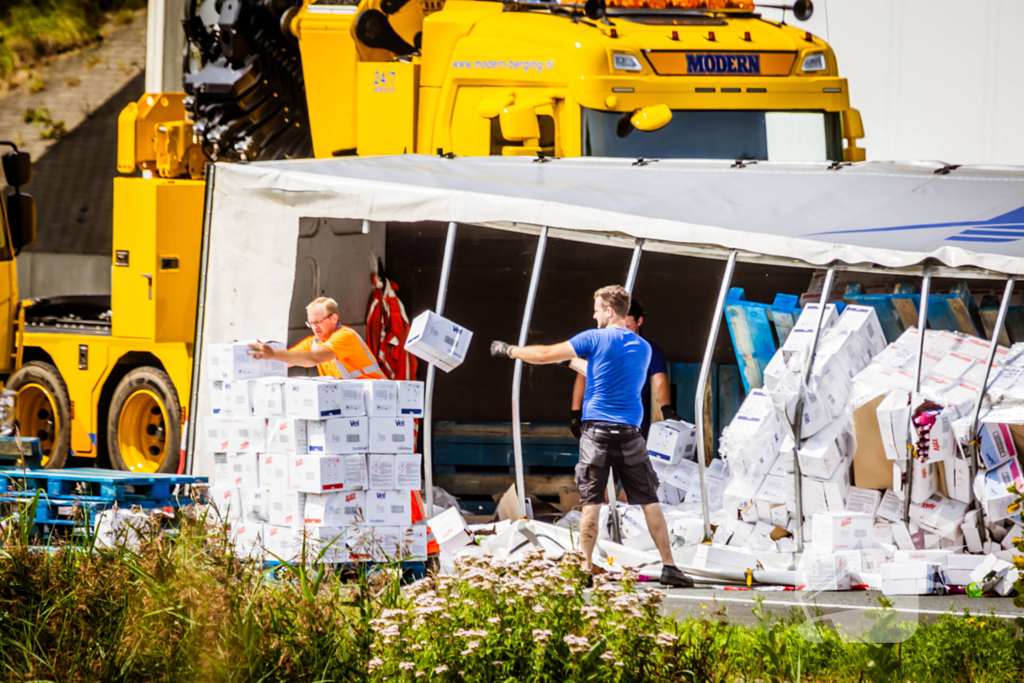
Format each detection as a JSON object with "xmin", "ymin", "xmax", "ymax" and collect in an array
[
  {"xmin": 0, "ymin": 0, "xmax": 146, "ymax": 82},
  {"xmin": 0, "ymin": 494, "xmax": 1022, "ymax": 682}
]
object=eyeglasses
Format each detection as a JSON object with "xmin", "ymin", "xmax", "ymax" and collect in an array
[{"xmin": 305, "ymin": 313, "xmax": 335, "ymax": 329}]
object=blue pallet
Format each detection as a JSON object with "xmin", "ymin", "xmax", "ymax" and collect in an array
[
  {"xmin": 670, "ymin": 362, "xmax": 745, "ymax": 458},
  {"xmin": 0, "ymin": 493, "xmax": 190, "ymax": 527},
  {"xmin": 724, "ymin": 288, "xmax": 801, "ymax": 392},
  {"xmin": 0, "ymin": 437, "xmax": 43, "ymax": 468},
  {"xmin": 0, "ymin": 468, "xmax": 207, "ymax": 503}
]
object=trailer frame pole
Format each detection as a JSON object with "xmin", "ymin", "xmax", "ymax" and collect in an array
[
  {"xmin": 967, "ymin": 277, "xmax": 1015, "ymax": 542},
  {"xmin": 902, "ymin": 270, "xmax": 931, "ymax": 522},
  {"xmin": 694, "ymin": 250, "xmax": 738, "ymax": 541},
  {"xmin": 791, "ymin": 266, "xmax": 836, "ymax": 553},
  {"xmin": 512, "ymin": 227, "xmax": 550, "ymax": 518},
  {"xmin": 424, "ymin": 222, "xmax": 458, "ymax": 520}
]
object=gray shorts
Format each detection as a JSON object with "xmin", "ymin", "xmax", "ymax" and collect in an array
[{"xmin": 576, "ymin": 421, "xmax": 660, "ymax": 506}]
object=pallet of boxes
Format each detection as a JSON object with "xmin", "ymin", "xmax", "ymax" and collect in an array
[
  {"xmin": 203, "ymin": 340, "xmax": 429, "ymax": 565},
  {"xmin": 710, "ymin": 303, "xmax": 1023, "ymax": 596}
]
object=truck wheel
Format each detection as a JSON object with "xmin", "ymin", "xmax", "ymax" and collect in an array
[
  {"xmin": 107, "ymin": 367, "xmax": 181, "ymax": 474},
  {"xmin": 6, "ymin": 361, "xmax": 72, "ymax": 469}
]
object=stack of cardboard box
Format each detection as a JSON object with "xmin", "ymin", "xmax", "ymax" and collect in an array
[{"xmin": 204, "ymin": 341, "xmax": 428, "ymax": 564}]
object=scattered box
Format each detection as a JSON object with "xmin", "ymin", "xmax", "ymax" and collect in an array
[
  {"xmin": 369, "ymin": 417, "xmax": 415, "ymax": 454},
  {"xmin": 811, "ymin": 511, "xmax": 873, "ymax": 551},
  {"xmin": 308, "ymin": 417, "xmax": 368, "ymax": 454},
  {"xmin": 803, "ymin": 552, "xmax": 852, "ymax": 591},
  {"xmin": 978, "ymin": 423, "xmax": 1017, "ymax": 470},
  {"xmin": 845, "ymin": 487, "xmax": 882, "ymax": 517},
  {"xmin": 647, "ymin": 419, "xmax": 697, "ymax": 466},
  {"xmin": 289, "ymin": 454, "xmax": 347, "ymax": 493},
  {"xmin": 405, "ymin": 310, "xmax": 473, "ymax": 372},
  {"xmin": 876, "ymin": 390, "xmax": 910, "ymax": 461},
  {"xmin": 428, "ymin": 506, "xmax": 473, "ymax": 552},
  {"xmin": 798, "ymin": 419, "xmax": 852, "ymax": 480},
  {"xmin": 978, "ymin": 458, "xmax": 1024, "ymax": 521}
]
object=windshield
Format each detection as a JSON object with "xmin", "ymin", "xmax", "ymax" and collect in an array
[{"xmin": 581, "ymin": 109, "xmax": 843, "ymax": 161}]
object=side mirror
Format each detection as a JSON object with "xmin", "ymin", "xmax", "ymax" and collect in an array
[
  {"xmin": 793, "ymin": 0, "xmax": 813, "ymax": 21},
  {"xmin": 5, "ymin": 191, "xmax": 37, "ymax": 253},
  {"xmin": 630, "ymin": 104, "xmax": 673, "ymax": 132},
  {"xmin": 842, "ymin": 108, "xmax": 865, "ymax": 140},
  {"xmin": 585, "ymin": 0, "xmax": 606, "ymax": 21},
  {"xmin": 2, "ymin": 150, "xmax": 32, "ymax": 187},
  {"xmin": 499, "ymin": 104, "xmax": 541, "ymax": 142}
]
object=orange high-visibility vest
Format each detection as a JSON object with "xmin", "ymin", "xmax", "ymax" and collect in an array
[{"xmin": 291, "ymin": 326, "xmax": 384, "ymax": 380}]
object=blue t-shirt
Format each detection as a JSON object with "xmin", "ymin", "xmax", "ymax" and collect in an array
[{"xmin": 570, "ymin": 327, "xmax": 652, "ymax": 428}]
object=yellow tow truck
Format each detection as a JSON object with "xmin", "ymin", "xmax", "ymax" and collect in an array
[{"xmin": 1, "ymin": 0, "xmax": 864, "ymax": 472}]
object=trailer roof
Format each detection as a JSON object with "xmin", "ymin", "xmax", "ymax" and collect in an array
[{"xmin": 223, "ymin": 155, "xmax": 1024, "ymax": 278}]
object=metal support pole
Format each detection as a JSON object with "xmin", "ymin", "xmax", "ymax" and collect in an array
[
  {"xmin": 968, "ymin": 277, "xmax": 1015, "ymax": 542},
  {"xmin": 512, "ymin": 227, "xmax": 549, "ymax": 518},
  {"xmin": 695, "ymin": 250, "xmax": 738, "ymax": 542},
  {"xmin": 902, "ymin": 271, "xmax": 931, "ymax": 522},
  {"xmin": 423, "ymin": 222, "xmax": 458, "ymax": 519},
  {"xmin": 791, "ymin": 266, "xmax": 836, "ymax": 553}
]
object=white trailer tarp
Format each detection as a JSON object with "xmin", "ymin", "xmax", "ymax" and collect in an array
[{"xmin": 191, "ymin": 155, "xmax": 1024, "ymax": 477}]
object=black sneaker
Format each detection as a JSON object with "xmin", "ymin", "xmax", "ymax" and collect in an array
[{"xmin": 659, "ymin": 565, "xmax": 694, "ymax": 588}]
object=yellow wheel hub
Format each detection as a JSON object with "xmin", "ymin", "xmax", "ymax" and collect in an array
[
  {"xmin": 118, "ymin": 389, "xmax": 169, "ymax": 473},
  {"xmin": 16, "ymin": 383, "xmax": 59, "ymax": 466}
]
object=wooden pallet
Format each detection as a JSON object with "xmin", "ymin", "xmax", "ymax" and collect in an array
[
  {"xmin": 0, "ymin": 468, "xmax": 206, "ymax": 503},
  {"xmin": 844, "ymin": 281, "xmax": 983, "ymax": 343}
]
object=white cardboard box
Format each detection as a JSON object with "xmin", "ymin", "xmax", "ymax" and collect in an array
[
  {"xmin": 208, "ymin": 486, "xmax": 240, "ymax": 521},
  {"xmin": 978, "ymin": 458, "xmax": 1024, "ymax": 521},
  {"xmin": 207, "ymin": 341, "xmax": 286, "ymax": 381},
  {"xmin": 267, "ymin": 489, "xmax": 305, "ymax": 527},
  {"xmin": 405, "ymin": 310, "xmax": 473, "ymax": 372},
  {"xmin": 286, "ymin": 379, "xmax": 342, "ymax": 420},
  {"xmin": 876, "ymin": 390, "xmax": 910, "ymax": 461},
  {"xmin": 266, "ymin": 419, "xmax": 308, "ymax": 456},
  {"xmin": 978, "ymin": 423, "xmax": 1017, "ymax": 470},
  {"xmin": 228, "ymin": 418, "xmax": 267, "ymax": 453},
  {"xmin": 428, "ymin": 506, "xmax": 472, "ymax": 549},
  {"xmin": 226, "ymin": 452, "xmax": 260, "ymax": 488},
  {"xmin": 780, "ymin": 303, "xmax": 839, "ymax": 363},
  {"xmin": 308, "ymin": 417, "xmax": 368, "ymax": 454},
  {"xmin": 231, "ymin": 522, "xmax": 266, "ymax": 560},
  {"xmin": 835, "ymin": 305, "xmax": 886, "ymax": 355},
  {"xmin": 345, "ymin": 454, "xmax": 368, "ymax": 490},
  {"xmin": 304, "ymin": 525, "xmax": 348, "ymax": 563},
  {"xmin": 398, "ymin": 381, "xmax": 424, "ymax": 417},
  {"xmin": 385, "ymin": 490, "xmax": 414, "ymax": 526},
  {"xmin": 908, "ymin": 493, "xmax": 968, "ymax": 534},
  {"xmin": 305, "ymin": 490, "xmax": 365, "ymax": 526},
  {"xmin": 811, "ymin": 511, "xmax": 873, "ymax": 551},
  {"xmin": 204, "ymin": 417, "xmax": 231, "ymax": 453},
  {"xmin": 647, "ymin": 419, "xmax": 697, "ymax": 466},
  {"xmin": 259, "ymin": 453, "xmax": 289, "ymax": 490},
  {"xmin": 803, "ymin": 456, "xmax": 852, "ymax": 512},
  {"xmin": 803, "ymin": 552, "xmax": 852, "ymax": 591},
  {"xmin": 289, "ymin": 454, "xmax": 347, "ymax": 493},
  {"xmin": 264, "ymin": 524, "xmax": 305, "ymax": 562},
  {"xmin": 251, "ymin": 378, "xmax": 287, "ymax": 418},
  {"xmin": 798, "ymin": 419, "xmax": 852, "ymax": 480},
  {"xmin": 845, "ymin": 487, "xmax": 882, "ymax": 517},
  {"xmin": 213, "ymin": 453, "xmax": 230, "ymax": 487},
  {"xmin": 210, "ymin": 380, "xmax": 228, "ymax": 415},
  {"xmin": 364, "ymin": 380, "xmax": 399, "ymax": 417},
  {"xmin": 330, "ymin": 380, "xmax": 367, "ymax": 417},
  {"xmin": 368, "ymin": 453, "xmax": 397, "ymax": 490},
  {"xmin": 225, "ymin": 380, "xmax": 256, "ymax": 417},
  {"xmin": 368, "ymin": 417, "xmax": 415, "ymax": 454},
  {"xmin": 400, "ymin": 525, "xmax": 428, "ymax": 559},
  {"xmin": 395, "ymin": 452, "xmax": 422, "ymax": 490},
  {"xmin": 240, "ymin": 487, "xmax": 271, "ymax": 523},
  {"xmin": 365, "ymin": 490, "xmax": 400, "ymax": 525}
]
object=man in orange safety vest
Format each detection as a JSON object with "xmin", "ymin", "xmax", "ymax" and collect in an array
[{"xmin": 248, "ymin": 297, "xmax": 384, "ymax": 380}]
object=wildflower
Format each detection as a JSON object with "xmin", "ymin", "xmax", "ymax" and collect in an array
[
  {"xmin": 416, "ymin": 673, "xmax": 425, "ymax": 678},
  {"xmin": 980, "ymin": 621, "xmax": 986, "ymax": 628},
  {"xmin": 434, "ymin": 664, "xmax": 449, "ymax": 674},
  {"xmin": 1014, "ymin": 556, "xmax": 1024, "ymax": 569},
  {"xmin": 532, "ymin": 603, "xmax": 545, "ymax": 614},
  {"xmin": 492, "ymin": 661, "xmax": 503, "ymax": 666},
  {"xmin": 564, "ymin": 634, "xmax": 591, "ymax": 653},
  {"xmin": 601, "ymin": 651, "xmax": 617, "ymax": 662},
  {"xmin": 968, "ymin": 618, "xmax": 975, "ymax": 625},
  {"xmin": 487, "ymin": 616, "xmax": 501, "ymax": 625},
  {"xmin": 1008, "ymin": 502, "xmax": 1021, "ymax": 514},
  {"xmin": 400, "ymin": 662, "xmax": 415, "ymax": 671},
  {"xmin": 656, "ymin": 632, "xmax": 678, "ymax": 647},
  {"xmin": 368, "ymin": 657, "xmax": 384, "ymax": 672},
  {"xmin": 615, "ymin": 661, "xmax": 625, "ymax": 667},
  {"xmin": 533, "ymin": 629, "xmax": 553, "ymax": 644}
]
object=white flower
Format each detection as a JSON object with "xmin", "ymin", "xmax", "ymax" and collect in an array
[
  {"xmin": 615, "ymin": 661, "xmax": 625, "ymax": 667},
  {"xmin": 600, "ymin": 651, "xmax": 617, "ymax": 662},
  {"xmin": 434, "ymin": 664, "xmax": 449, "ymax": 674},
  {"xmin": 563, "ymin": 634, "xmax": 590, "ymax": 653},
  {"xmin": 399, "ymin": 662, "xmax": 415, "ymax": 671},
  {"xmin": 656, "ymin": 632, "xmax": 678, "ymax": 647},
  {"xmin": 532, "ymin": 603, "xmax": 545, "ymax": 614},
  {"xmin": 532, "ymin": 629, "xmax": 553, "ymax": 644},
  {"xmin": 487, "ymin": 616, "xmax": 501, "ymax": 625},
  {"xmin": 367, "ymin": 657, "xmax": 384, "ymax": 671}
]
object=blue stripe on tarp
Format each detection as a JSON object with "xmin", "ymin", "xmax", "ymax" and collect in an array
[
  {"xmin": 946, "ymin": 236, "xmax": 1017, "ymax": 243},
  {"xmin": 805, "ymin": 205, "xmax": 1024, "ymax": 239},
  {"xmin": 958, "ymin": 229, "xmax": 1024, "ymax": 237}
]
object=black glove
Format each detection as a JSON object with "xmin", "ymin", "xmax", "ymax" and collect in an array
[
  {"xmin": 661, "ymin": 405, "xmax": 680, "ymax": 422},
  {"xmin": 490, "ymin": 340, "xmax": 514, "ymax": 358},
  {"xmin": 570, "ymin": 409, "xmax": 583, "ymax": 440}
]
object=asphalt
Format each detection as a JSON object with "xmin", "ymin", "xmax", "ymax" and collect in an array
[{"xmin": 655, "ymin": 586, "xmax": 1022, "ymax": 628}]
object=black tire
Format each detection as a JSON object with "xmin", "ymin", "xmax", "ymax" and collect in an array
[
  {"xmin": 107, "ymin": 366, "xmax": 182, "ymax": 474},
  {"xmin": 6, "ymin": 361, "xmax": 71, "ymax": 469}
]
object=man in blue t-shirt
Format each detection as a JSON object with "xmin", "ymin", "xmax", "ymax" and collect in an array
[
  {"xmin": 490, "ymin": 285, "xmax": 694, "ymax": 588},
  {"xmin": 570, "ymin": 299, "xmax": 675, "ymax": 440}
]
